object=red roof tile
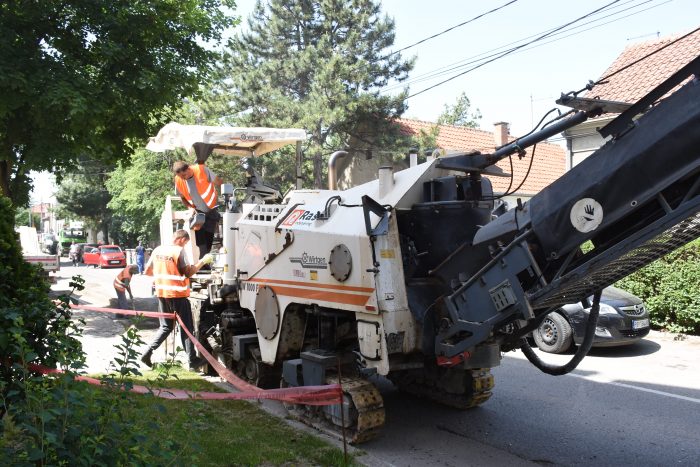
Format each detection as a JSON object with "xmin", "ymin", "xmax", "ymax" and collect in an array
[
  {"xmin": 587, "ymin": 29, "xmax": 700, "ymax": 103},
  {"xmin": 396, "ymin": 118, "xmax": 566, "ymax": 195}
]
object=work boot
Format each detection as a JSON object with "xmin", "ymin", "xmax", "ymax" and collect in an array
[
  {"xmin": 188, "ymin": 356, "xmax": 207, "ymax": 372},
  {"xmin": 140, "ymin": 350, "xmax": 153, "ymax": 368}
]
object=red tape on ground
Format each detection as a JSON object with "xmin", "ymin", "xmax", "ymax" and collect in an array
[
  {"xmin": 27, "ymin": 363, "xmax": 341, "ymax": 404},
  {"xmin": 65, "ymin": 303, "xmax": 343, "ymax": 405},
  {"xmin": 70, "ymin": 303, "xmax": 174, "ymax": 319}
]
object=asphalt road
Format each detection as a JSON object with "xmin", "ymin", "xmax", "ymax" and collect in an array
[
  {"xmin": 51, "ymin": 258, "xmax": 700, "ymax": 466},
  {"xmin": 365, "ymin": 339, "xmax": 700, "ymax": 467}
]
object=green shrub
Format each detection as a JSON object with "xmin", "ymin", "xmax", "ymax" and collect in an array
[
  {"xmin": 0, "ymin": 195, "xmax": 84, "ymax": 402},
  {"xmin": 617, "ymin": 238, "xmax": 700, "ymax": 334},
  {"xmin": 1, "ymin": 195, "xmax": 188, "ymax": 465}
]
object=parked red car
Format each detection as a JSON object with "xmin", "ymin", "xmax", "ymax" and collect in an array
[{"xmin": 82, "ymin": 245, "xmax": 126, "ymax": 268}]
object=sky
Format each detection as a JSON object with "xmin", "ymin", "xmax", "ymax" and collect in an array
[{"xmin": 30, "ymin": 0, "xmax": 699, "ymax": 204}]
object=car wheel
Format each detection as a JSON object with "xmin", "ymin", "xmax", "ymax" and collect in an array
[{"xmin": 534, "ymin": 312, "xmax": 573, "ymax": 354}]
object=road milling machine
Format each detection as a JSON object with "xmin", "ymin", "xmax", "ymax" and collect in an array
[{"xmin": 148, "ymin": 61, "xmax": 700, "ymax": 442}]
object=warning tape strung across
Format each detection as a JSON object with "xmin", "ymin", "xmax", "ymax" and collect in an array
[
  {"xmin": 64, "ymin": 303, "xmax": 343, "ymax": 406},
  {"xmin": 27, "ymin": 362, "xmax": 341, "ymax": 404},
  {"xmin": 70, "ymin": 303, "xmax": 174, "ymax": 319}
]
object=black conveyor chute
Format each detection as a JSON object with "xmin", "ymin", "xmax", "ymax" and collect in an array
[{"xmin": 529, "ymin": 76, "xmax": 700, "ymax": 262}]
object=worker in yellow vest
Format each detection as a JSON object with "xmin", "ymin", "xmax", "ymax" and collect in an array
[
  {"xmin": 172, "ymin": 160, "xmax": 223, "ymax": 259},
  {"xmin": 140, "ymin": 229, "xmax": 213, "ymax": 371}
]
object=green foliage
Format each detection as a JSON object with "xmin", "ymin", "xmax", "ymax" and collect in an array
[
  {"xmin": 13, "ymin": 206, "xmax": 41, "ymax": 230},
  {"xmin": 220, "ymin": 0, "xmax": 414, "ymax": 187},
  {"xmin": 0, "ymin": 195, "xmax": 83, "ymax": 398},
  {"xmin": 55, "ymin": 159, "xmax": 113, "ymax": 243},
  {"xmin": 437, "ymin": 92, "xmax": 482, "ymax": 128},
  {"xmin": 617, "ymin": 238, "xmax": 700, "ymax": 334},
  {"xmin": 0, "ymin": 0, "xmax": 238, "ymax": 204},
  {"xmin": 106, "ymin": 148, "xmax": 181, "ymax": 243},
  {"xmin": 410, "ymin": 125, "xmax": 441, "ymax": 157},
  {"xmin": 1, "ymin": 311, "xmax": 192, "ymax": 465}
]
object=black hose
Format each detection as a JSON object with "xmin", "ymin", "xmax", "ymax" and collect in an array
[{"xmin": 520, "ymin": 290, "xmax": 602, "ymax": 376}]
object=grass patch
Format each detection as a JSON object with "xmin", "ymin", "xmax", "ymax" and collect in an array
[{"xmin": 114, "ymin": 366, "xmax": 354, "ymax": 466}]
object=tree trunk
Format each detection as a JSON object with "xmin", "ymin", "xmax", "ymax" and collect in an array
[
  {"xmin": 102, "ymin": 223, "xmax": 110, "ymax": 244},
  {"xmin": 313, "ymin": 151, "xmax": 323, "ymax": 189},
  {"xmin": 0, "ymin": 160, "xmax": 12, "ymax": 202}
]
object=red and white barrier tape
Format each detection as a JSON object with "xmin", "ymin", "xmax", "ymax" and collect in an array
[
  {"xmin": 63, "ymin": 303, "xmax": 343, "ymax": 405},
  {"xmin": 27, "ymin": 362, "xmax": 341, "ymax": 404},
  {"xmin": 70, "ymin": 303, "xmax": 174, "ymax": 319}
]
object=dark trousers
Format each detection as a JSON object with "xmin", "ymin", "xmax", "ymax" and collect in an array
[
  {"xmin": 114, "ymin": 288, "xmax": 128, "ymax": 319},
  {"xmin": 146, "ymin": 297, "xmax": 198, "ymax": 364},
  {"xmin": 116, "ymin": 288, "xmax": 129, "ymax": 309},
  {"xmin": 194, "ymin": 229, "xmax": 214, "ymax": 258},
  {"xmin": 194, "ymin": 209, "xmax": 220, "ymax": 259}
]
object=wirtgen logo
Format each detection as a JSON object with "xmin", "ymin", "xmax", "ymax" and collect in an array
[{"xmin": 290, "ymin": 252, "xmax": 327, "ymax": 269}]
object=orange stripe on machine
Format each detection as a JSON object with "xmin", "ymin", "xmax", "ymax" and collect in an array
[
  {"xmin": 248, "ymin": 277, "xmax": 374, "ymax": 293},
  {"xmin": 268, "ymin": 285, "xmax": 372, "ymax": 306}
]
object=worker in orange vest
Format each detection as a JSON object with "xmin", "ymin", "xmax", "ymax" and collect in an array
[
  {"xmin": 172, "ymin": 160, "xmax": 223, "ymax": 259},
  {"xmin": 113, "ymin": 264, "xmax": 139, "ymax": 318},
  {"xmin": 140, "ymin": 229, "xmax": 213, "ymax": 371}
]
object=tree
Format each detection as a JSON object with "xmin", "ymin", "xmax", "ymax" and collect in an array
[
  {"xmin": 0, "ymin": 1, "xmax": 237, "ymax": 206},
  {"xmin": 55, "ymin": 159, "xmax": 113, "ymax": 242},
  {"xmin": 437, "ymin": 92, "xmax": 482, "ymax": 128},
  {"xmin": 14, "ymin": 206, "xmax": 41, "ymax": 230},
  {"xmin": 106, "ymin": 149, "xmax": 179, "ymax": 243},
  {"xmin": 220, "ymin": 0, "xmax": 413, "ymax": 188}
]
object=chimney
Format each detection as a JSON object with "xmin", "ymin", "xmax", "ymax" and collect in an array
[{"xmin": 494, "ymin": 122, "xmax": 509, "ymax": 147}]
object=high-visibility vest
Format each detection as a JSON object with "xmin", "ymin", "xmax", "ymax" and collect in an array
[
  {"xmin": 113, "ymin": 267, "xmax": 133, "ymax": 292},
  {"xmin": 174, "ymin": 164, "xmax": 217, "ymax": 210},
  {"xmin": 151, "ymin": 245, "xmax": 190, "ymax": 298}
]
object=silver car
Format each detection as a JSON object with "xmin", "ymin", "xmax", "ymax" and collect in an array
[{"xmin": 533, "ymin": 286, "xmax": 651, "ymax": 354}]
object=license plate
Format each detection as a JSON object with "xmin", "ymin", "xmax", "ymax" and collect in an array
[
  {"xmin": 632, "ymin": 319, "xmax": 649, "ymax": 329},
  {"xmin": 109, "ymin": 260, "xmax": 120, "ymax": 264}
]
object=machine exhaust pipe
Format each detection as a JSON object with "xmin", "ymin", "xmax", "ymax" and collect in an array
[
  {"xmin": 328, "ymin": 151, "xmax": 348, "ymax": 190},
  {"xmin": 378, "ymin": 166, "xmax": 395, "ymax": 198}
]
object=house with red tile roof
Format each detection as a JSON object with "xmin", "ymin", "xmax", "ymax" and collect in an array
[
  {"xmin": 337, "ymin": 118, "xmax": 567, "ymax": 205},
  {"xmin": 563, "ymin": 29, "xmax": 700, "ymax": 168}
]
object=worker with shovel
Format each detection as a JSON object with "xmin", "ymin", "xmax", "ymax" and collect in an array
[{"xmin": 113, "ymin": 265, "xmax": 139, "ymax": 319}]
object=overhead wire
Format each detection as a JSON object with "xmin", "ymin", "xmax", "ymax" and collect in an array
[
  {"xmin": 559, "ymin": 22, "xmax": 700, "ymax": 101},
  {"xmin": 596, "ymin": 23, "xmax": 700, "ymax": 83},
  {"xmin": 383, "ymin": 0, "xmax": 520, "ymax": 58},
  {"xmin": 383, "ymin": 0, "xmax": 664, "ymax": 93},
  {"xmin": 406, "ymin": 0, "xmax": 626, "ymax": 99}
]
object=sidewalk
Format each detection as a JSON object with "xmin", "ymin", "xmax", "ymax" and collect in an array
[{"xmin": 50, "ymin": 267, "xmax": 179, "ymax": 374}]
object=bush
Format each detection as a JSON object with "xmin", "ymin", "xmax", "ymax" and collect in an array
[
  {"xmin": 0, "ymin": 196, "xmax": 188, "ymax": 465},
  {"xmin": 617, "ymin": 238, "xmax": 700, "ymax": 334},
  {"xmin": 0, "ymin": 195, "xmax": 84, "ymax": 402}
]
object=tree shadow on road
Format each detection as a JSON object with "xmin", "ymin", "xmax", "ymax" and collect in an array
[{"xmin": 584, "ymin": 339, "xmax": 661, "ymax": 357}]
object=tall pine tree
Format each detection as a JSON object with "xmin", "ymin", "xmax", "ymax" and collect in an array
[{"xmin": 220, "ymin": 0, "xmax": 413, "ymax": 188}]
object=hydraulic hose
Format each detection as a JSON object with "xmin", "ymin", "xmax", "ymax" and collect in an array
[{"xmin": 520, "ymin": 290, "xmax": 602, "ymax": 376}]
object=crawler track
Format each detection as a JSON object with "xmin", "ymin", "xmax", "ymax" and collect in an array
[
  {"xmin": 392, "ymin": 368, "xmax": 494, "ymax": 409},
  {"xmin": 284, "ymin": 375, "xmax": 385, "ymax": 444}
]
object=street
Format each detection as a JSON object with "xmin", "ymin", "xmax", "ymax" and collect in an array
[
  {"xmin": 52, "ymin": 259, "xmax": 700, "ymax": 467},
  {"xmin": 51, "ymin": 258, "xmax": 163, "ymax": 374}
]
